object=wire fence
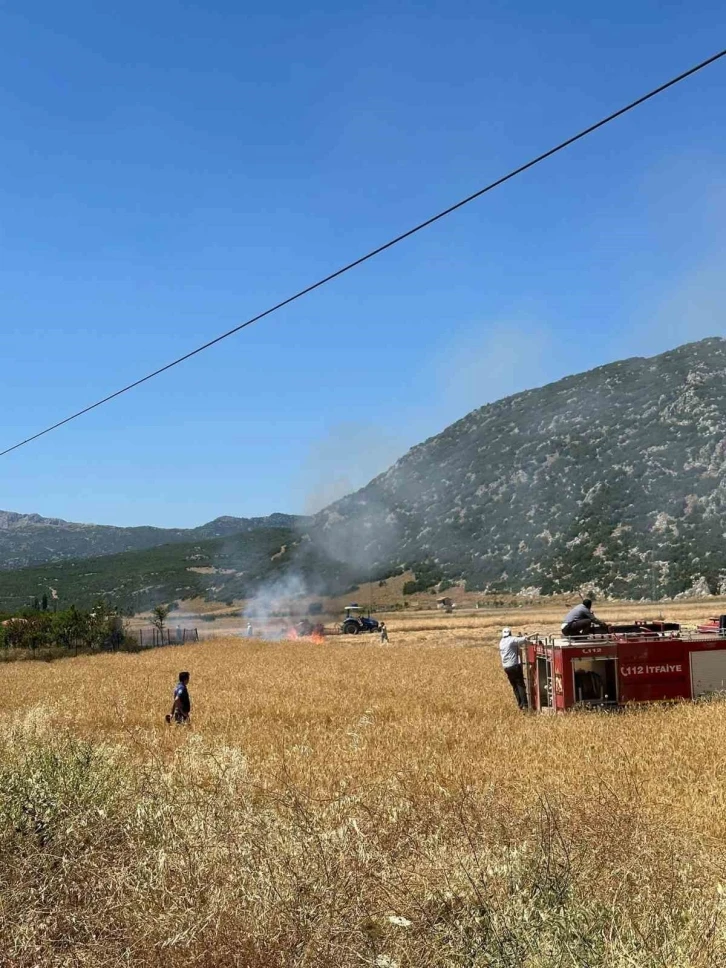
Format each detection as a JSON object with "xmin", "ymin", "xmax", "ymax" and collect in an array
[
  {"xmin": 0, "ymin": 625, "xmax": 199, "ymax": 662},
  {"xmin": 136, "ymin": 627, "xmax": 199, "ymax": 648}
]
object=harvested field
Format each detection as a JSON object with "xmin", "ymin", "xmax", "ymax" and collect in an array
[{"xmin": 1, "ymin": 601, "xmax": 726, "ymax": 966}]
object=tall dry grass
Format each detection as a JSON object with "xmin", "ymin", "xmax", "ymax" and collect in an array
[{"xmin": 1, "ymin": 606, "xmax": 726, "ymax": 966}]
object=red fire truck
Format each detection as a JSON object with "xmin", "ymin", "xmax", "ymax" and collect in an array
[{"xmin": 523, "ymin": 618, "xmax": 726, "ymax": 712}]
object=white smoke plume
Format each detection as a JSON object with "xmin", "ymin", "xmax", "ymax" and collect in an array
[
  {"xmin": 243, "ymin": 572, "xmax": 310, "ymax": 638},
  {"xmin": 298, "ymin": 421, "xmax": 407, "ymax": 515}
]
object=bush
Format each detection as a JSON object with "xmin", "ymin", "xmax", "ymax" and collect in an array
[{"xmin": 402, "ymin": 561, "xmax": 445, "ymax": 595}]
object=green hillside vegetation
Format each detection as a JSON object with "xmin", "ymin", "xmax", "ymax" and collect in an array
[{"xmin": 0, "ymin": 526, "xmax": 362, "ymax": 613}]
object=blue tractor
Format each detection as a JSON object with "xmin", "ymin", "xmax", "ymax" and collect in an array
[{"xmin": 341, "ymin": 604, "xmax": 380, "ymax": 635}]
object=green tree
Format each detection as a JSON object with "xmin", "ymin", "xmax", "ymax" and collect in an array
[
  {"xmin": 151, "ymin": 604, "xmax": 171, "ymax": 633},
  {"xmin": 41, "ymin": 593, "xmax": 48, "ymax": 611},
  {"xmin": 53, "ymin": 606, "xmax": 86, "ymax": 649}
]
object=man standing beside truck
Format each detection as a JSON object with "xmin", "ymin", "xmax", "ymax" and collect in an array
[{"xmin": 499, "ymin": 627, "xmax": 530, "ymax": 710}]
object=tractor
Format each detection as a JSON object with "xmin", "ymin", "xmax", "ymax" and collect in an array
[{"xmin": 341, "ymin": 604, "xmax": 380, "ymax": 635}]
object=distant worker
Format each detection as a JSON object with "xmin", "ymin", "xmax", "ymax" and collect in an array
[
  {"xmin": 499, "ymin": 627, "xmax": 529, "ymax": 710},
  {"xmin": 380, "ymin": 622, "xmax": 389, "ymax": 644},
  {"xmin": 561, "ymin": 599, "xmax": 605, "ymax": 637},
  {"xmin": 246, "ymin": 623, "xmax": 254, "ymax": 638},
  {"xmin": 166, "ymin": 671, "xmax": 191, "ymax": 725}
]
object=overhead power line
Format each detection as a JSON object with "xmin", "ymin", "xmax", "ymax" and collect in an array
[{"xmin": 2, "ymin": 47, "xmax": 725, "ymax": 459}]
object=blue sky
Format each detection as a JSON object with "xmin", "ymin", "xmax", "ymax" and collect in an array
[{"xmin": 1, "ymin": 0, "xmax": 725, "ymax": 527}]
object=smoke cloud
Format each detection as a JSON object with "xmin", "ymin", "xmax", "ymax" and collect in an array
[
  {"xmin": 298, "ymin": 422, "xmax": 407, "ymax": 515},
  {"xmin": 242, "ymin": 424, "xmax": 410, "ymax": 629},
  {"xmin": 243, "ymin": 572, "xmax": 309, "ymax": 637}
]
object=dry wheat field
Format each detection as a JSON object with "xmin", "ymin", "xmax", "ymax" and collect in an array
[{"xmin": 2, "ymin": 603, "xmax": 726, "ymax": 967}]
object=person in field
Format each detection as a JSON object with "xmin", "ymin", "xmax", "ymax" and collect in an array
[
  {"xmin": 379, "ymin": 622, "xmax": 389, "ymax": 644},
  {"xmin": 167, "ymin": 671, "xmax": 191, "ymax": 724},
  {"xmin": 246, "ymin": 623, "xmax": 254, "ymax": 637},
  {"xmin": 499, "ymin": 627, "xmax": 529, "ymax": 710},
  {"xmin": 561, "ymin": 598, "xmax": 605, "ymax": 636}
]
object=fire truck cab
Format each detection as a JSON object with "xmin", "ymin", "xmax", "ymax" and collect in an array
[{"xmin": 524, "ymin": 619, "xmax": 726, "ymax": 712}]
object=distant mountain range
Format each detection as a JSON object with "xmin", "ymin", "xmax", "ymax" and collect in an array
[
  {"xmin": 3, "ymin": 337, "xmax": 726, "ymax": 610},
  {"xmin": 0, "ymin": 510, "xmax": 301, "ymax": 570}
]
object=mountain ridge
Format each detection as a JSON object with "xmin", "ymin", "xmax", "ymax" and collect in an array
[
  {"xmin": 4, "ymin": 337, "xmax": 726, "ymax": 605},
  {"xmin": 0, "ymin": 509, "xmax": 303, "ymax": 570},
  {"xmin": 308, "ymin": 337, "xmax": 726, "ymax": 598}
]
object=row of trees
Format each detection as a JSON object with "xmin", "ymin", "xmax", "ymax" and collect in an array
[
  {"xmin": 0, "ymin": 602, "xmax": 126, "ymax": 652},
  {"xmin": 0, "ymin": 601, "xmax": 176, "ymax": 654}
]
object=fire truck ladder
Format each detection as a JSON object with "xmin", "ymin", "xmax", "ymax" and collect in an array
[{"xmin": 527, "ymin": 636, "xmax": 555, "ymax": 711}]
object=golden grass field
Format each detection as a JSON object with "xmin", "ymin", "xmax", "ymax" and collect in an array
[{"xmin": 2, "ymin": 600, "xmax": 726, "ymax": 966}]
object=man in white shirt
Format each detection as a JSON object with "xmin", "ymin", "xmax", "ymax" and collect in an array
[{"xmin": 499, "ymin": 627, "xmax": 530, "ymax": 709}]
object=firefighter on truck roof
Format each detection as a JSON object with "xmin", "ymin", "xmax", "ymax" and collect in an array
[{"xmin": 561, "ymin": 598, "xmax": 606, "ymax": 637}]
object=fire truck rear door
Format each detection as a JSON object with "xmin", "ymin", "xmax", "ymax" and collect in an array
[{"xmin": 690, "ymin": 649, "xmax": 726, "ymax": 698}]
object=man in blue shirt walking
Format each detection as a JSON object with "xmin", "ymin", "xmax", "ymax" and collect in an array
[{"xmin": 167, "ymin": 671, "xmax": 191, "ymax": 724}]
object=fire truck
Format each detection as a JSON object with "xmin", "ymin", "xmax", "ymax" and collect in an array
[{"xmin": 523, "ymin": 617, "xmax": 726, "ymax": 712}]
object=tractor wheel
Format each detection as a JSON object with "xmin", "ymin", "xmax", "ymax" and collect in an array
[{"xmin": 343, "ymin": 622, "xmax": 359, "ymax": 635}]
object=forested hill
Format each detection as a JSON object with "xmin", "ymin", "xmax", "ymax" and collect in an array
[
  {"xmin": 309, "ymin": 338, "xmax": 726, "ymax": 598},
  {"xmin": 0, "ymin": 526, "xmax": 359, "ymax": 614}
]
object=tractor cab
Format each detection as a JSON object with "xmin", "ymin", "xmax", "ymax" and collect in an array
[{"xmin": 342, "ymin": 604, "xmax": 380, "ymax": 635}]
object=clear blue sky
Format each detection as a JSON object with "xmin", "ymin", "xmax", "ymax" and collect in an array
[{"xmin": 1, "ymin": 1, "xmax": 725, "ymax": 527}]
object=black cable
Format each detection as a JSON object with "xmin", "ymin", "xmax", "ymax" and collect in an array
[{"xmin": 2, "ymin": 47, "xmax": 725, "ymax": 459}]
